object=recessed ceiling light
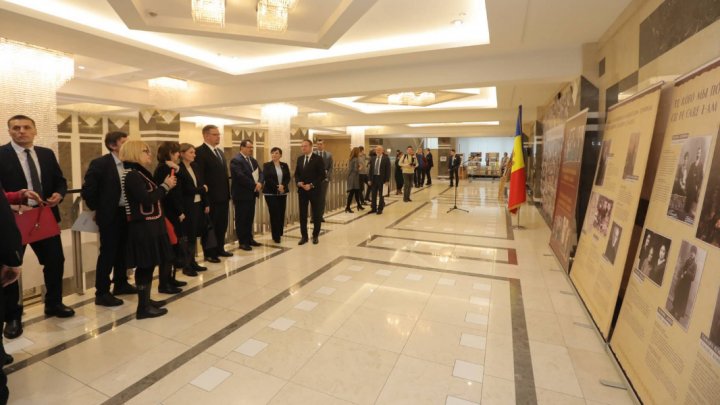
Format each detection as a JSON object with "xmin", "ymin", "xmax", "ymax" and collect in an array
[
  {"xmin": 78, "ymin": 65, "xmax": 86, "ymax": 70},
  {"xmin": 407, "ymin": 121, "xmax": 499, "ymax": 127},
  {"xmin": 452, "ymin": 19, "xmax": 464, "ymax": 26}
]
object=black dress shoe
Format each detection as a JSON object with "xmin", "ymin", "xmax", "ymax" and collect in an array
[
  {"xmin": 170, "ymin": 278, "xmax": 187, "ymax": 287},
  {"xmin": 45, "ymin": 303, "xmax": 75, "ymax": 318},
  {"xmin": 4, "ymin": 354, "xmax": 13, "ymax": 365},
  {"xmin": 95, "ymin": 293, "xmax": 123, "ymax": 307},
  {"xmin": 239, "ymin": 244, "xmax": 252, "ymax": 251},
  {"xmin": 191, "ymin": 261, "xmax": 207, "ymax": 271},
  {"xmin": 321, "ymin": 218, "xmax": 326, "ymax": 222},
  {"xmin": 159, "ymin": 285, "xmax": 182, "ymax": 294},
  {"xmin": 113, "ymin": 282, "xmax": 138, "ymax": 295},
  {"xmin": 368, "ymin": 209, "xmax": 377, "ymax": 213},
  {"xmin": 298, "ymin": 237, "xmax": 309, "ymax": 245},
  {"xmin": 206, "ymin": 257, "xmax": 221, "ymax": 263},
  {"xmin": 218, "ymin": 251, "xmax": 234, "ymax": 257},
  {"xmin": 312, "ymin": 236, "xmax": 319, "ymax": 244},
  {"xmin": 183, "ymin": 268, "xmax": 199, "ymax": 277},
  {"xmin": 3, "ymin": 319, "xmax": 22, "ymax": 339},
  {"xmin": 376, "ymin": 211, "xmax": 383, "ymax": 215},
  {"xmin": 249, "ymin": 240, "xmax": 261, "ymax": 247},
  {"xmin": 273, "ymin": 238, "xmax": 281, "ymax": 243}
]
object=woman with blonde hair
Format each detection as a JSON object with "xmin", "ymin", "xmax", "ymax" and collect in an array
[
  {"xmin": 120, "ymin": 140, "xmax": 177, "ymax": 319},
  {"xmin": 345, "ymin": 147, "xmax": 364, "ymax": 213}
]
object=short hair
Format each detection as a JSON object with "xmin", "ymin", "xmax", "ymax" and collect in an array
[
  {"xmin": 104, "ymin": 131, "xmax": 128, "ymax": 151},
  {"xmin": 451, "ymin": 149, "xmax": 456, "ymax": 153},
  {"xmin": 202, "ymin": 124, "xmax": 218, "ymax": 135},
  {"xmin": 119, "ymin": 140, "xmax": 149, "ymax": 163},
  {"xmin": 240, "ymin": 139, "xmax": 252, "ymax": 147},
  {"xmin": 270, "ymin": 147, "xmax": 283, "ymax": 155},
  {"xmin": 407, "ymin": 145, "xmax": 413, "ymax": 149},
  {"xmin": 156, "ymin": 141, "xmax": 180, "ymax": 162},
  {"xmin": 179, "ymin": 143, "xmax": 195, "ymax": 154},
  {"xmin": 302, "ymin": 139, "xmax": 313, "ymax": 146},
  {"xmin": 316, "ymin": 139, "xmax": 324, "ymax": 143},
  {"xmin": 7, "ymin": 114, "xmax": 35, "ymax": 128},
  {"xmin": 358, "ymin": 146, "xmax": 364, "ymax": 151}
]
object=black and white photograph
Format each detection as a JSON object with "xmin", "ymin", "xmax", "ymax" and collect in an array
[
  {"xmin": 696, "ymin": 128, "xmax": 720, "ymax": 248},
  {"xmin": 591, "ymin": 194, "xmax": 614, "ymax": 236},
  {"xmin": 635, "ymin": 229, "xmax": 671, "ymax": 286},
  {"xmin": 595, "ymin": 139, "xmax": 611, "ymax": 186},
  {"xmin": 665, "ymin": 241, "xmax": 707, "ymax": 330},
  {"xmin": 603, "ymin": 222, "xmax": 622, "ymax": 264},
  {"xmin": 708, "ymin": 288, "xmax": 720, "ymax": 349},
  {"xmin": 623, "ymin": 132, "xmax": 640, "ymax": 180},
  {"xmin": 667, "ymin": 135, "xmax": 711, "ymax": 225}
]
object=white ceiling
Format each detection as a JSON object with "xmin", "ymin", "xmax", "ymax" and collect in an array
[{"xmin": 0, "ymin": 0, "xmax": 633, "ymax": 138}]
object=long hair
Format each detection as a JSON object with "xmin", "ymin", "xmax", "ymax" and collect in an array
[{"xmin": 349, "ymin": 147, "xmax": 360, "ymax": 160}]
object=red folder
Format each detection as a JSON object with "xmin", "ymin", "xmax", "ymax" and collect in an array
[{"xmin": 14, "ymin": 206, "xmax": 61, "ymax": 245}]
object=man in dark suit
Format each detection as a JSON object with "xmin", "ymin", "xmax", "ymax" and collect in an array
[
  {"xmin": 0, "ymin": 115, "xmax": 75, "ymax": 339},
  {"xmin": 81, "ymin": 131, "xmax": 137, "ymax": 307},
  {"xmin": 315, "ymin": 139, "xmax": 333, "ymax": 222},
  {"xmin": 424, "ymin": 148, "xmax": 434, "ymax": 186},
  {"xmin": 230, "ymin": 140, "xmax": 264, "ymax": 251},
  {"xmin": 194, "ymin": 125, "xmax": 232, "ymax": 263},
  {"xmin": 0, "ymin": 181, "xmax": 25, "ymax": 402},
  {"xmin": 369, "ymin": 145, "xmax": 391, "ymax": 215},
  {"xmin": 449, "ymin": 149, "xmax": 461, "ymax": 187},
  {"xmin": 295, "ymin": 139, "xmax": 326, "ymax": 245}
]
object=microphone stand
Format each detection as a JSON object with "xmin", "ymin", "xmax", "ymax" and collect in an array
[{"xmin": 447, "ymin": 158, "xmax": 469, "ymax": 214}]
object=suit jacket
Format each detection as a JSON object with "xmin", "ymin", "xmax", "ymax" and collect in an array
[
  {"xmin": 0, "ymin": 143, "xmax": 68, "ymax": 222},
  {"xmin": 0, "ymin": 183, "xmax": 23, "ymax": 267},
  {"xmin": 317, "ymin": 150, "xmax": 333, "ymax": 181},
  {"xmin": 81, "ymin": 153, "xmax": 123, "ymax": 227},
  {"xmin": 449, "ymin": 155, "xmax": 461, "ymax": 169},
  {"xmin": 369, "ymin": 154, "xmax": 391, "ymax": 183},
  {"xmin": 177, "ymin": 161, "xmax": 208, "ymax": 211},
  {"xmin": 425, "ymin": 152, "xmax": 434, "ymax": 168},
  {"xmin": 262, "ymin": 161, "xmax": 291, "ymax": 195},
  {"xmin": 194, "ymin": 143, "xmax": 230, "ymax": 203},
  {"xmin": 294, "ymin": 154, "xmax": 326, "ymax": 190},
  {"xmin": 231, "ymin": 153, "xmax": 264, "ymax": 201}
]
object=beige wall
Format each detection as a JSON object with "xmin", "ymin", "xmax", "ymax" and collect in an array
[{"xmin": 318, "ymin": 137, "xmax": 352, "ymax": 165}]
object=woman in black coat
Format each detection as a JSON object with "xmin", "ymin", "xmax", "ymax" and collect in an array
[
  {"xmin": 153, "ymin": 142, "xmax": 185, "ymax": 294},
  {"xmin": 394, "ymin": 150, "xmax": 404, "ymax": 195},
  {"xmin": 178, "ymin": 143, "xmax": 210, "ymax": 275},
  {"xmin": 120, "ymin": 140, "xmax": 177, "ymax": 319},
  {"xmin": 262, "ymin": 147, "xmax": 291, "ymax": 243}
]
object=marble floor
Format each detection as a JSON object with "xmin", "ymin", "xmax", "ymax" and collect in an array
[{"xmin": 3, "ymin": 180, "xmax": 638, "ymax": 405}]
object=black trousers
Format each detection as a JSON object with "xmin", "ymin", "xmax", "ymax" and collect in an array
[
  {"xmin": 95, "ymin": 207, "xmax": 129, "ymax": 296},
  {"xmin": 425, "ymin": 167, "xmax": 432, "ymax": 185},
  {"xmin": 5, "ymin": 234, "xmax": 65, "ymax": 320},
  {"xmin": 0, "ymin": 270, "xmax": 7, "ymax": 404},
  {"xmin": 299, "ymin": 188, "xmax": 322, "ymax": 238},
  {"xmin": 264, "ymin": 195, "xmax": 287, "ymax": 240},
  {"xmin": 233, "ymin": 198, "xmax": 256, "ymax": 246},
  {"xmin": 371, "ymin": 176, "xmax": 385, "ymax": 212},
  {"xmin": 183, "ymin": 201, "xmax": 203, "ymax": 262},
  {"xmin": 203, "ymin": 201, "xmax": 228, "ymax": 256},
  {"xmin": 449, "ymin": 168, "xmax": 460, "ymax": 185},
  {"xmin": 360, "ymin": 174, "xmax": 371, "ymax": 200}
]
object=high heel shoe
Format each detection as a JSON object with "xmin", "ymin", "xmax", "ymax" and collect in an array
[
  {"xmin": 344, "ymin": 207, "xmax": 354, "ymax": 213},
  {"xmin": 357, "ymin": 205, "xmax": 365, "ymax": 211}
]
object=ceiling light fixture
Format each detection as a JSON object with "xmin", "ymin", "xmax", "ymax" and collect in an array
[
  {"xmin": 191, "ymin": 0, "xmax": 226, "ymax": 27},
  {"xmin": 257, "ymin": 0, "xmax": 299, "ymax": 32},
  {"xmin": 148, "ymin": 76, "xmax": 188, "ymax": 107},
  {"xmin": 387, "ymin": 92, "xmax": 436, "ymax": 106},
  {"xmin": 406, "ymin": 121, "xmax": 500, "ymax": 127},
  {"xmin": 78, "ymin": 65, "xmax": 86, "ymax": 70}
]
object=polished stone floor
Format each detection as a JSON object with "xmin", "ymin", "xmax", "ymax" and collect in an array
[{"xmin": 4, "ymin": 180, "xmax": 637, "ymax": 405}]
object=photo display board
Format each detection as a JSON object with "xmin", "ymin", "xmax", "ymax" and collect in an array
[
  {"xmin": 570, "ymin": 84, "xmax": 664, "ymax": 337},
  {"xmin": 549, "ymin": 109, "xmax": 589, "ymax": 272},
  {"xmin": 540, "ymin": 124, "xmax": 566, "ymax": 224},
  {"xmin": 611, "ymin": 58, "xmax": 720, "ymax": 405}
]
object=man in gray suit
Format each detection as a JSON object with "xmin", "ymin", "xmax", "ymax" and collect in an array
[{"xmin": 316, "ymin": 139, "xmax": 333, "ymax": 222}]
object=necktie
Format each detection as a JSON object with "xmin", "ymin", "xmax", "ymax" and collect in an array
[
  {"xmin": 214, "ymin": 148, "xmax": 224, "ymax": 163},
  {"xmin": 305, "ymin": 156, "xmax": 309, "ymax": 167},
  {"xmin": 245, "ymin": 155, "xmax": 252, "ymax": 169},
  {"xmin": 376, "ymin": 157, "xmax": 380, "ymax": 175},
  {"xmin": 25, "ymin": 149, "xmax": 43, "ymax": 196}
]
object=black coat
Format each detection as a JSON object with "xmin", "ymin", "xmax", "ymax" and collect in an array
[
  {"xmin": 449, "ymin": 155, "xmax": 461, "ymax": 169},
  {"xmin": 425, "ymin": 152, "xmax": 434, "ymax": 168},
  {"xmin": 122, "ymin": 162, "xmax": 167, "ymax": 223},
  {"xmin": 0, "ymin": 183, "xmax": 22, "ymax": 267},
  {"xmin": 294, "ymin": 154, "xmax": 326, "ymax": 189},
  {"xmin": 81, "ymin": 153, "xmax": 122, "ymax": 227},
  {"xmin": 153, "ymin": 163, "xmax": 185, "ymax": 222},
  {"xmin": 230, "ymin": 154, "xmax": 264, "ymax": 201},
  {"xmin": 369, "ymin": 154, "xmax": 391, "ymax": 183},
  {"xmin": 194, "ymin": 144, "xmax": 230, "ymax": 203},
  {"xmin": 262, "ymin": 161, "xmax": 291, "ymax": 195},
  {"xmin": 0, "ymin": 143, "xmax": 67, "ymax": 222},
  {"xmin": 177, "ymin": 161, "xmax": 208, "ymax": 211}
]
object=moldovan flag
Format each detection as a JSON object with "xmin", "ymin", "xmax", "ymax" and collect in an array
[{"xmin": 508, "ymin": 105, "xmax": 526, "ymax": 214}]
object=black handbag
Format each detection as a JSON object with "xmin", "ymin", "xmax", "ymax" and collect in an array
[{"xmin": 203, "ymin": 213, "xmax": 218, "ymax": 250}]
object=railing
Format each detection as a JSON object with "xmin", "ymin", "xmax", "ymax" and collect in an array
[{"xmin": 18, "ymin": 162, "xmax": 357, "ymax": 303}]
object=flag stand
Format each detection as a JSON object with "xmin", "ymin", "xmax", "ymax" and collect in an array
[{"xmin": 512, "ymin": 205, "xmax": 526, "ymax": 230}]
